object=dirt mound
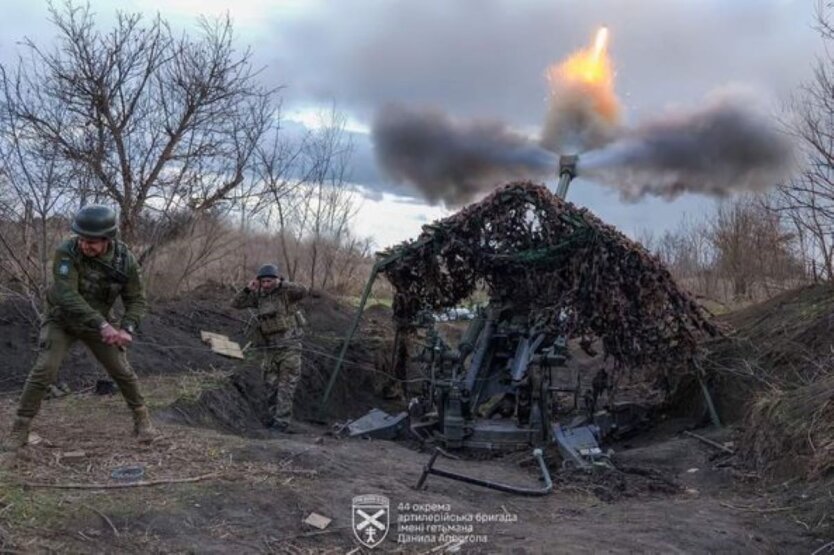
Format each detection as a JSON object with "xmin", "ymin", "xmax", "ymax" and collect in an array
[
  {"xmin": 743, "ymin": 374, "xmax": 834, "ymax": 480},
  {"xmin": 715, "ymin": 284, "xmax": 834, "ymax": 383},
  {"xmin": 0, "ymin": 283, "xmax": 245, "ymax": 393},
  {"xmin": 692, "ymin": 284, "xmax": 834, "ymax": 422},
  {"xmin": 164, "ymin": 293, "xmax": 400, "ymax": 432},
  {"xmin": 165, "ymin": 363, "xmax": 272, "ymax": 437},
  {"xmin": 684, "ymin": 284, "xmax": 834, "ymax": 484},
  {"xmin": 0, "ymin": 284, "xmax": 399, "ymax": 429}
]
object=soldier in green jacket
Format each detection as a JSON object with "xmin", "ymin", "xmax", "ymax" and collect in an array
[
  {"xmin": 232, "ymin": 264, "xmax": 308, "ymax": 431},
  {"xmin": 1, "ymin": 205, "xmax": 156, "ymax": 452}
]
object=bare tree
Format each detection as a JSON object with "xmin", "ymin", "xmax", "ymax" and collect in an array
[
  {"xmin": 302, "ymin": 107, "xmax": 358, "ymax": 290},
  {"xmin": 1, "ymin": 2, "xmax": 274, "ymax": 249},
  {"xmin": 327, "ymin": 231, "xmax": 374, "ymax": 294},
  {"xmin": 774, "ymin": 1, "xmax": 834, "ymax": 281},
  {"xmin": 649, "ymin": 215, "xmax": 716, "ymax": 297},
  {"xmin": 641, "ymin": 198, "xmax": 805, "ymax": 304},
  {"xmin": 709, "ymin": 197, "xmax": 802, "ymax": 301},
  {"xmin": 253, "ymin": 106, "xmax": 358, "ymax": 288},
  {"xmin": 146, "ymin": 208, "xmax": 241, "ymax": 296},
  {"xmin": 0, "ymin": 67, "xmax": 79, "ymax": 312},
  {"xmin": 0, "ymin": 3, "xmax": 378, "ymax": 302},
  {"xmin": 254, "ymin": 111, "xmax": 311, "ymax": 281}
]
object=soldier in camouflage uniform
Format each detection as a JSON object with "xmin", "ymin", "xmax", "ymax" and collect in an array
[
  {"xmin": 231, "ymin": 264, "xmax": 308, "ymax": 431},
  {"xmin": 1, "ymin": 205, "xmax": 156, "ymax": 452}
]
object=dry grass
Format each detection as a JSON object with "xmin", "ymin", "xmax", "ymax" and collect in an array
[
  {"xmin": 141, "ymin": 220, "xmax": 382, "ymax": 301},
  {"xmin": 743, "ymin": 374, "xmax": 834, "ymax": 480},
  {"xmin": 0, "ymin": 375, "xmax": 320, "ymax": 552},
  {"xmin": 170, "ymin": 369, "xmax": 232, "ymax": 404}
]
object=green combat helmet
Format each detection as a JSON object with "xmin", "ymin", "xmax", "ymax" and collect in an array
[
  {"xmin": 257, "ymin": 264, "xmax": 280, "ymax": 279},
  {"xmin": 71, "ymin": 205, "xmax": 118, "ymax": 239}
]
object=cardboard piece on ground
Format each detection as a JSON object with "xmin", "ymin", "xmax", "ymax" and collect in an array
[
  {"xmin": 303, "ymin": 512, "xmax": 332, "ymax": 530},
  {"xmin": 200, "ymin": 331, "xmax": 227, "ymax": 343},
  {"xmin": 200, "ymin": 331, "xmax": 245, "ymax": 360}
]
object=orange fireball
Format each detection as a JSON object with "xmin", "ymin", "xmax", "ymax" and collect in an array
[{"xmin": 546, "ymin": 26, "xmax": 620, "ymax": 126}]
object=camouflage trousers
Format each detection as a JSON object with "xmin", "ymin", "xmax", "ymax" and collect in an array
[
  {"xmin": 17, "ymin": 321, "xmax": 145, "ymax": 419},
  {"xmin": 262, "ymin": 340, "xmax": 302, "ymax": 425}
]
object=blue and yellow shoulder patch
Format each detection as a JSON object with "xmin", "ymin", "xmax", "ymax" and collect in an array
[{"xmin": 57, "ymin": 259, "xmax": 71, "ymax": 277}]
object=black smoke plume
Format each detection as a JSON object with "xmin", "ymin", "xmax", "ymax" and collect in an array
[
  {"xmin": 578, "ymin": 94, "xmax": 795, "ymax": 198},
  {"xmin": 372, "ymin": 105, "xmax": 556, "ymax": 206}
]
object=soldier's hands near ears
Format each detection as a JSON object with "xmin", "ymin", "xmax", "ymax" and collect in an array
[{"xmin": 248, "ymin": 278, "xmax": 260, "ymax": 290}]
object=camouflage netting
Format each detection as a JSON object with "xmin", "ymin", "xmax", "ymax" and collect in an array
[{"xmin": 380, "ymin": 181, "xmax": 719, "ymax": 373}]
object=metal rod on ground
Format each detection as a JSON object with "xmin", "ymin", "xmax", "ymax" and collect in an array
[
  {"xmin": 683, "ymin": 430, "xmax": 734, "ymax": 455},
  {"xmin": 698, "ymin": 375, "xmax": 722, "ymax": 428},
  {"xmin": 415, "ymin": 448, "xmax": 553, "ymax": 497}
]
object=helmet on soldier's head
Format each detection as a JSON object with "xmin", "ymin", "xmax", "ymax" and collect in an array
[
  {"xmin": 71, "ymin": 205, "xmax": 118, "ymax": 239},
  {"xmin": 257, "ymin": 264, "xmax": 280, "ymax": 279}
]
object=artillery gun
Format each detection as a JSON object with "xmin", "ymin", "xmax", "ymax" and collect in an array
[
  {"xmin": 404, "ymin": 296, "xmax": 648, "ymax": 494},
  {"xmin": 320, "ymin": 155, "xmax": 654, "ymax": 495}
]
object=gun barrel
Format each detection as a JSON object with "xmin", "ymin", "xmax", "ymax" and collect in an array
[{"xmin": 556, "ymin": 154, "xmax": 579, "ymax": 200}]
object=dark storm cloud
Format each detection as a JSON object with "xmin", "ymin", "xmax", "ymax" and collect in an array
[
  {"xmin": 266, "ymin": 0, "xmax": 816, "ymax": 128},
  {"xmin": 0, "ymin": 1, "xmax": 816, "ymax": 213}
]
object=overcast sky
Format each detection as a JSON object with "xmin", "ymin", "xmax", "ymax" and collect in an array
[{"xmin": 0, "ymin": 0, "xmax": 822, "ymax": 247}]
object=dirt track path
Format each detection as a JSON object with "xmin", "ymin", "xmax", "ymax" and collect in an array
[{"xmin": 0, "ymin": 378, "xmax": 825, "ymax": 553}]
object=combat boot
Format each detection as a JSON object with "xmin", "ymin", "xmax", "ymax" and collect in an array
[
  {"xmin": 131, "ymin": 406, "xmax": 159, "ymax": 443},
  {"xmin": 269, "ymin": 417, "xmax": 292, "ymax": 433},
  {"xmin": 0, "ymin": 416, "xmax": 32, "ymax": 452}
]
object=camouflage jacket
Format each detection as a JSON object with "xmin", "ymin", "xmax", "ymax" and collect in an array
[
  {"xmin": 46, "ymin": 238, "xmax": 147, "ymax": 333},
  {"xmin": 231, "ymin": 280, "xmax": 308, "ymax": 345}
]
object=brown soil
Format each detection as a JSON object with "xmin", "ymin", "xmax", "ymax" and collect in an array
[
  {"xmin": 0, "ymin": 283, "xmax": 247, "ymax": 393},
  {"xmin": 0, "ymin": 381, "xmax": 824, "ymax": 553},
  {"xmin": 0, "ymin": 286, "xmax": 830, "ymax": 552},
  {"xmin": 0, "ymin": 283, "xmax": 397, "ymax": 422}
]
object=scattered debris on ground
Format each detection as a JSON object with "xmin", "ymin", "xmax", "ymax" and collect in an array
[
  {"xmin": 0, "ymin": 378, "xmax": 823, "ymax": 553},
  {"xmin": 0, "ymin": 223, "xmax": 831, "ymax": 551},
  {"xmin": 692, "ymin": 284, "xmax": 834, "ymax": 537},
  {"xmin": 200, "ymin": 331, "xmax": 245, "ymax": 360}
]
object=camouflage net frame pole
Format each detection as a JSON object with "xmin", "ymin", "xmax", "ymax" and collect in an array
[
  {"xmin": 321, "ymin": 157, "xmax": 720, "ymax": 418},
  {"xmin": 319, "ymin": 261, "xmax": 381, "ymax": 416},
  {"xmin": 318, "ymin": 238, "xmax": 430, "ymax": 416}
]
